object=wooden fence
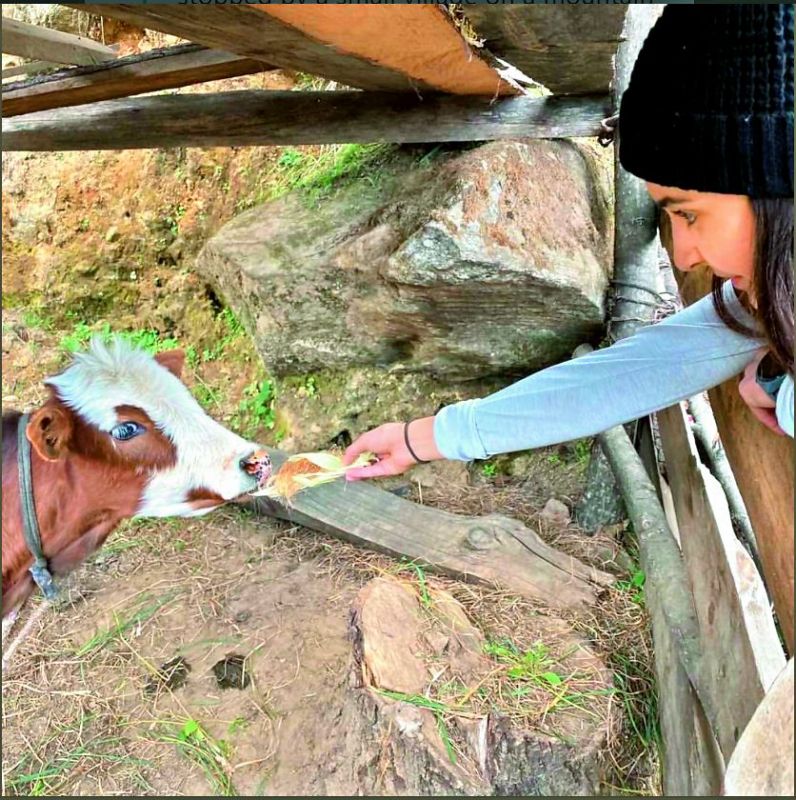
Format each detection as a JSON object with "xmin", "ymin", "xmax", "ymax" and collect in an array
[{"xmin": 651, "ymin": 399, "xmax": 788, "ymax": 794}]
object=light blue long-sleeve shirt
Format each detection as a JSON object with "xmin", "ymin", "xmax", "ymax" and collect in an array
[{"xmin": 434, "ymin": 281, "xmax": 794, "ymax": 460}]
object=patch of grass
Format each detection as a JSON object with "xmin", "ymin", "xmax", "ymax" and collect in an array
[
  {"xmin": 573, "ymin": 438, "xmax": 592, "ymax": 466},
  {"xmin": 75, "ymin": 590, "xmax": 179, "ymax": 657},
  {"xmin": 297, "ymin": 375, "xmax": 318, "ymax": 398},
  {"xmin": 153, "ymin": 718, "xmax": 235, "ymax": 796},
  {"xmin": 481, "ymin": 462, "xmax": 497, "ymax": 478},
  {"xmin": 235, "ymin": 379, "xmax": 276, "ymax": 436},
  {"xmin": 22, "ymin": 308, "xmax": 55, "ymax": 331},
  {"xmin": 616, "ymin": 569, "xmax": 646, "ymax": 605},
  {"xmin": 162, "ymin": 203, "xmax": 186, "ymax": 238},
  {"xmin": 376, "ymin": 690, "xmax": 457, "ymax": 764},
  {"xmin": 483, "ymin": 638, "xmax": 563, "ymax": 686},
  {"xmin": 406, "ymin": 561, "xmax": 432, "ymax": 608},
  {"xmin": 4, "ymin": 736, "xmax": 151, "ymax": 796},
  {"xmin": 59, "ymin": 321, "xmax": 95, "ymax": 352},
  {"xmin": 273, "ymin": 143, "xmax": 394, "ymax": 207},
  {"xmin": 200, "ymin": 306, "xmax": 245, "ymax": 363},
  {"xmin": 59, "ymin": 322, "xmax": 179, "ymax": 354}
]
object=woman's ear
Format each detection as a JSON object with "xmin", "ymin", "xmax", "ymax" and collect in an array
[{"xmin": 26, "ymin": 404, "xmax": 74, "ymax": 461}]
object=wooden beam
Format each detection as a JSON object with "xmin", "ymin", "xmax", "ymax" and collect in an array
[
  {"xmin": 1, "ymin": 17, "xmax": 116, "ymax": 67},
  {"xmin": 70, "ymin": 3, "xmax": 440, "ymax": 92},
  {"xmin": 463, "ymin": 5, "xmax": 628, "ymax": 96},
  {"xmin": 1, "ymin": 90, "xmax": 610, "ymax": 151},
  {"xmin": 245, "ymin": 5, "xmax": 509, "ymax": 96},
  {"xmin": 2, "ymin": 44, "xmax": 273, "ymax": 118},
  {"xmin": 248, "ymin": 449, "xmax": 614, "ymax": 610}
]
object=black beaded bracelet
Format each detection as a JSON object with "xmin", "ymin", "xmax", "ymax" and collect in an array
[{"xmin": 404, "ymin": 421, "xmax": 430, "ymax": 464}]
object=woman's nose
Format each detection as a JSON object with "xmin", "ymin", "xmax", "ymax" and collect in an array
[{"xmin": 671, "ymin": 234, "xmax": 701, "ymax": 272}]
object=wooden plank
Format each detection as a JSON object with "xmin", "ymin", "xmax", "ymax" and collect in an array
[
  {"xmin": 0, "ymin": 90, "xmax": 610, "ymax": 152},
  {"xmin": 70, "ymin": 3, "xmax": 442, "ymax": 93},
  {"xmin": 723, "ymin": 657, "xmax": 794, "ymax": 796},
  {"xmin": 648, "ymin": 577, "xmax": 724, "ymax": 796},
  {"xmin": 656, "ymin": 402, "xmax": 786, "ymax": 759},
  {"xmin": 249, "ymin": 449, "xmax": 614, "ymax": 611},
  {"xmin": 463, "ymin": 5, "xmax": 629, "ymax": 96},
  {"xmin": 672, "ymin": 265, "xmax": 795, "ymax": 655},
  {"xmin": 1, "ymin": 17, "xmax": 116, "ymax": 67},
  {"xmin": 253, "ymin": 5, "xmax": 509, "ymax": 96},
  {"xmin": 2, "ymin": 44, "xmax": 272, "ymax": 118}
]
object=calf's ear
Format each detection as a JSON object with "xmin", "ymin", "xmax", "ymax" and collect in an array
[
  {"xmin": 154, "ymin": 349, "xmax": 185, "ymax": 379},
  {"xmin": 26, "ymin": 404, "xmax": 73, "ymax": 461}
]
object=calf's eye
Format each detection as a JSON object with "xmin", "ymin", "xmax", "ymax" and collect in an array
[{"xmin": 111, "ymin": 421, "xmax": 145, "ymax": 441}]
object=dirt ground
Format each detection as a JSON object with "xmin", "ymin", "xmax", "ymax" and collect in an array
[{"xmin": 2, "ymin": 35, "xmax": 660, "ymax": 796}]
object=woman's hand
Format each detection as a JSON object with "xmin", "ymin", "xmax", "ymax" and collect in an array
[
  {"xmin": 342, "ymin": 416, "xmax": 442, "ymax": 481},
  {"xmin": 738, "ymin": 349, "xmax": 786, "ymax": 435}
]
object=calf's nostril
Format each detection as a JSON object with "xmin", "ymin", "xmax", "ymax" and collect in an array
[{"xmin": 239, "ymin": 456, "xmax": 252, "ymax": 473}]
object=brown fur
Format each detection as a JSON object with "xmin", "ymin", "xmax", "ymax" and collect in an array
[{"xmin": 2, "ymin": 396, "xmax": 178, "ymax": 616}]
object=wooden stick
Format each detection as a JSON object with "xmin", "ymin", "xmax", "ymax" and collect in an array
[
  {"xmin": 2, "ymin": 44, "xmax": 273, "ymax": 118},
  {"xmin": 1, "ymin": 90, "xmax": 610, "ymax": 151},
  {"xmin": 1, "ymin": 17, "xmax": 116, "ymax": 67}
]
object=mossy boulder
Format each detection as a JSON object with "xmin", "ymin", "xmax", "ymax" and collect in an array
[{"xmin": 196, "ymin": 140, "xmax": 613, "ymax": 382}]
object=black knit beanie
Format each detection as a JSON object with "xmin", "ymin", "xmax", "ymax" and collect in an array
[{"xmin": 619, "ymin": 5, "xmax": 794, "ymax": 198}]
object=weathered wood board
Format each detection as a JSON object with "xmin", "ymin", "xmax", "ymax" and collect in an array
[
  {"xmin": 1, "ymin": 17, "xmax": 116, "ymax": 67},
  {"xmin": 1, "ymin": 90, "xmax": 610, "ymax": 152},
  {"xmin": 657, "ymin": 402, "xmax": 786, "ymax": 760},
  {"xmin": 2, "ymin": 44, "xmax": 272, "ymax": 117},
  {"xmin": 71, "ymin": 4, "xmax": 505, "ymax": 95},
  {"xmin": 647, "ymin": 576, "xmax": 724, "ymax": 796},
  {"xmin": 249, "ymin": 449, "xmax": 613, "ymax": 610},
  {"xmin": 723, "ymin": 657, "xmax": 795, "ymax": 796},
  {"xmin": 462, "ymin": 5, "xmax": 629, "ymax": 96},
  {"xmin": 674, "ymin": 266, "xmax": 794, "ymax": 655}
]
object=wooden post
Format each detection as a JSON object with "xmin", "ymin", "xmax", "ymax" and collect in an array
[
  {"xmin": 576, "ymin": 5, "xmax": 663, "ymax": 531},
  {"xmin": 1, "ymin": 91, "xmax": 610, "ymax": 152}
]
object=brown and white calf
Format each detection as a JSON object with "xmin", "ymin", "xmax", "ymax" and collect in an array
[{"xmin": 2, "ymin": 336, "xmax": 271, "ymax": 619}]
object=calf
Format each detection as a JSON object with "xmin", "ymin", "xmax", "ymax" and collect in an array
[{"xmin": 2, "ymin": 336, "xmax": 271, "ymax": 618}]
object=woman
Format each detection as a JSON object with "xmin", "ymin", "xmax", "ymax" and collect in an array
[{"xmin": 343, "ymin": 4, "xmax": 794, "ymax": 481}]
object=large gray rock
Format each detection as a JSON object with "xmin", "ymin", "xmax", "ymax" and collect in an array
[{"xmin": 197, "ymin": 140, "xmax": 612, "ymax": 380}]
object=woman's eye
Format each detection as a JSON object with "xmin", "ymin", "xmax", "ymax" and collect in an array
[
  {"xmin": 674, "ymin": 210, "xmax": 697, "ymax": 225},
  {"xmin": 111, "ymin": 421, "xmax": 145, "ymax": 441}
]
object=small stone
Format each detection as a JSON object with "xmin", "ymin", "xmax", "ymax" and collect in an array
[
  {"xmin": 540, "ymin": 498, "xmax": 571, "ymax": 526},
  {"xmin": 105, "ymin": 226, "xmax": 120, "ymax": 243}
]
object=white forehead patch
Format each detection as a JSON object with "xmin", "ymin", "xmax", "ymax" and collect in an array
[
  {"xmin": 45, "ymin": 336, "xmax": 204, "ymax": 438},
  {"xmin": 45, "ymin": 336, "xmax": 259, "ymax": 510}
]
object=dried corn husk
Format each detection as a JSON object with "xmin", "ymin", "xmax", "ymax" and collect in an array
[{"xmin": 249, "ymin": 451, "xmax": 376, "ymax": 501}]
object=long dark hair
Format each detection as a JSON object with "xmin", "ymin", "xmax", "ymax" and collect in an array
[{"xmin": 712, "ymin": 198, "xmax": 794, "ymax": 375}]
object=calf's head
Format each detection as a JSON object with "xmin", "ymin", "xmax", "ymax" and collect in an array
[{"xmin": 34, "ymin": 337, "xmax": 271, "ymax": 517}]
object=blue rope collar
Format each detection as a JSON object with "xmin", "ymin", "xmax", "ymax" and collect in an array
[{"xmin": 17, "ymin": 413, "xmax": 58, "ymax": 602}]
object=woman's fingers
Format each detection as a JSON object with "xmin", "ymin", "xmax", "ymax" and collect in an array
[
  {"xmin": 346, "ymin": 458, "xmax": 402, "ymax": 482},
  {"xmin": 344, "ymin": 423, "xmax": 405, "ymax": 463}
]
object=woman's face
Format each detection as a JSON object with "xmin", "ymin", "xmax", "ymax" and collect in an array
[{"xmin": 646, "ymin": 182, "xmax": 756, "ymax": 294}]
